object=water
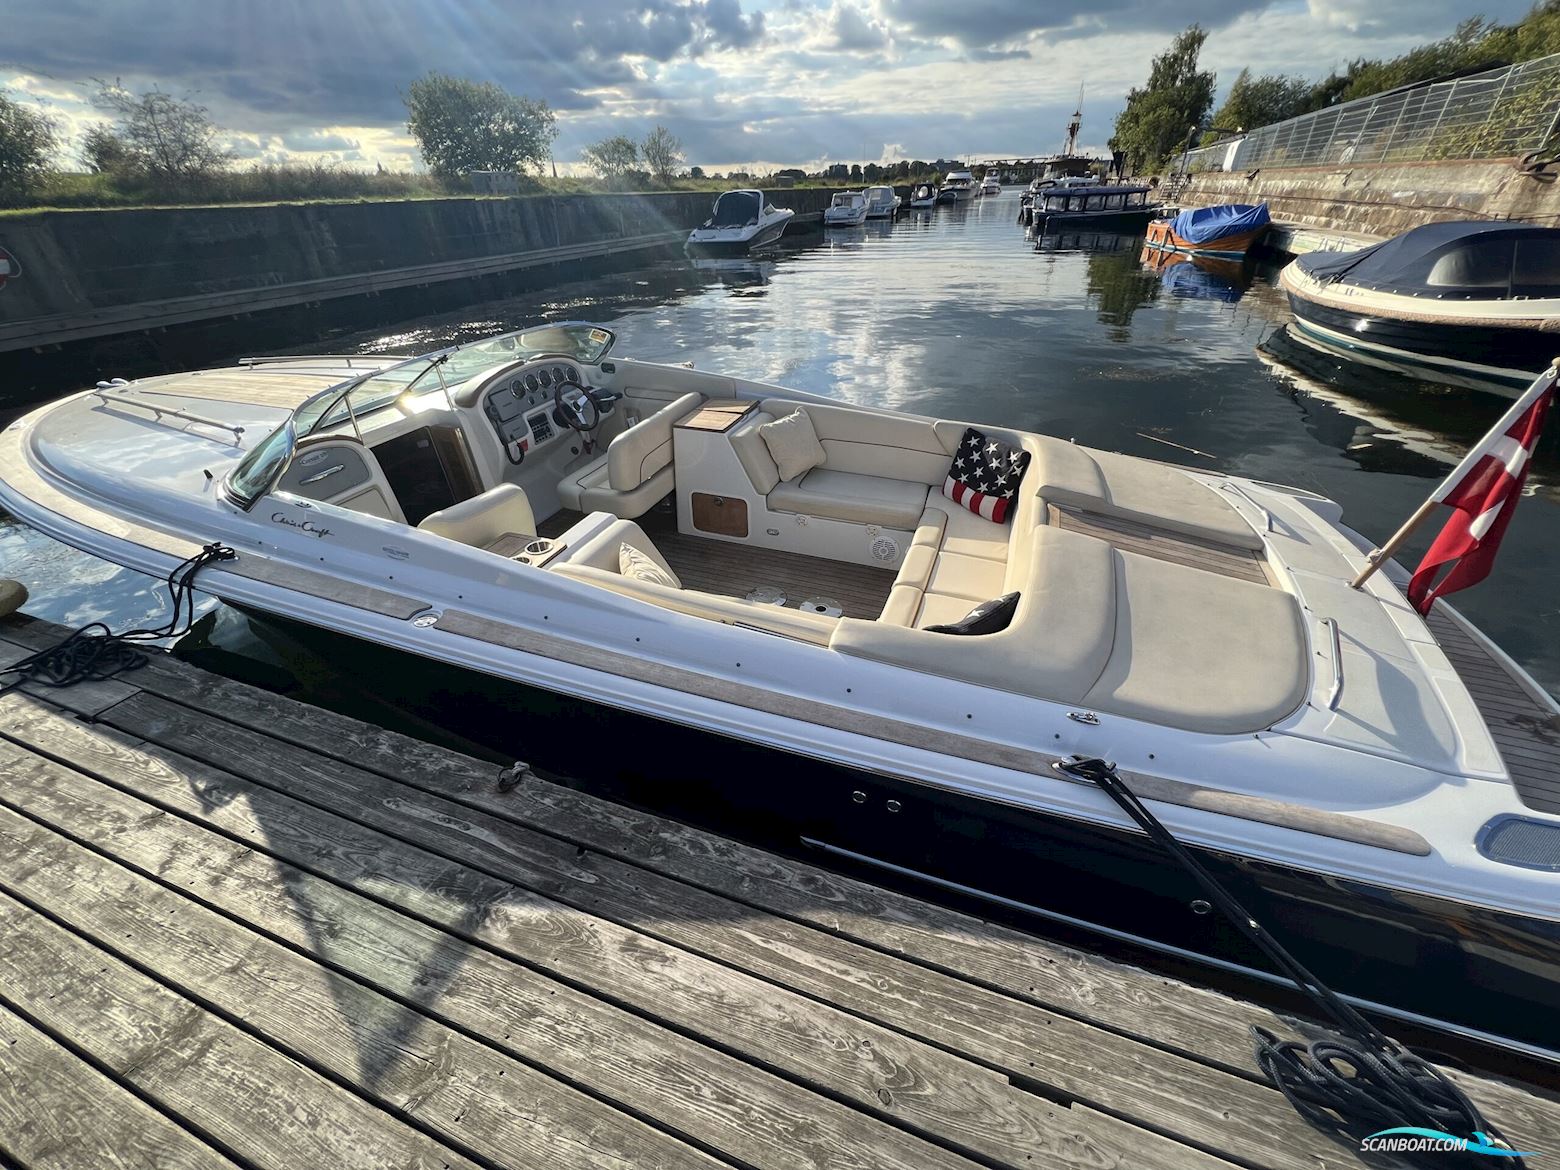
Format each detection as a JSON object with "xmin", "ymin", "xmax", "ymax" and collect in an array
[{"xmin": 5, "ymin": 192, "xmax": 1559, "ymax": 694}]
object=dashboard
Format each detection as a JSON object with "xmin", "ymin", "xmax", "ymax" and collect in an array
[{"xmin": 481, "ymin": 358, "xmax": 590, "ymax": 459}]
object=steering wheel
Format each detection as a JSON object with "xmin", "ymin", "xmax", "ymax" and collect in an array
[{"xmin": 552, "ymin": 378, "xmax": 622, "ymax": 434}]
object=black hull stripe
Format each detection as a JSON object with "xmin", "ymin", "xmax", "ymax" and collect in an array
[{"xmin": 1286, "ymin": 293, "xmax": 1556, "ymax": 369}]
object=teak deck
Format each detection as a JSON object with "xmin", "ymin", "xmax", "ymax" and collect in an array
[{"xmin": 2, "ymin": 613, "xmax": 1558, "ymax": 1170}]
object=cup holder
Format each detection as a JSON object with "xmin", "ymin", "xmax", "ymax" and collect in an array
[{"xmin": 524, "ymin": 538, "xmax": 554, "ymax": 557}]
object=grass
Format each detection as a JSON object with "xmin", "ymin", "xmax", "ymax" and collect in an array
[{"xmin": 0, "ymin": 166, "xmax": 900, "ymax": 216}]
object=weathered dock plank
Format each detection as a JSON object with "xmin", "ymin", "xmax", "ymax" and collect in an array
[
  {"xmin": 3, "ymin": 613, "xmax": 1559, "ymax": 1170},
  {"xmin": 80, "ymin": 690, "xmax": 1359, "ymax": 1170},
  {"xmin": 0, "ymin": 773, "xmax": 723, "ymax": 1170},
  {"xmin": 0, "ymin": 885, "xmax": 481, "ymax": 1170},
  {"xmin": 0, "ymin": 1000, "xmax": 240, "ymax": 1170}
]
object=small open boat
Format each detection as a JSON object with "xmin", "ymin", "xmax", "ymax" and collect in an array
[
  {"xmin": 5, "ymin": 322, "xmax": 1560, "ymax": 1066},
  {"xmin": 1281, "ymin": 220, "xmax": 1560, "ymax": 397},
  {"xmin": 685, "ymin": 190, "xmax": 794, "ymax": 253},
  {"xmin": 908, "ymin": 183, "xmax": 939, "ymax": 209},
  {"xmin": 1145, "ymin": 203, "xmax": 1269, "ymax": 258}
]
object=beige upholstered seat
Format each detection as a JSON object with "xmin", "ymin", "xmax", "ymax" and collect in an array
[
  {"xmin": 1028, "ymin": 436, "xmax": 1262, "ymax": 551},
  {"xmin": 557, "ymin": 392, "xmax": 704, "ymax": 518},
  {"xmin": 417, "ymin": 483, "xmax": 535, "ymax": 550},
  {"xmin": 767, "ymin": 468, "xmax": 929, "ymax": 530}
]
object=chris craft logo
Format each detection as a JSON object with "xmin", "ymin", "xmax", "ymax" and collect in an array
[
  {"xmin": 0, "ymin": 246, "xmax": 19, "ymax": 291},
  {"xmin": 271, "ymin": 511, "xmax": 333, "ymax": 539},
  {"xmin": 1361, "ymin": 1128, "xmax": 1537, "ymax": 1158}
]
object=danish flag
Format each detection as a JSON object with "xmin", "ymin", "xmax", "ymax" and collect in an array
[{"xmin": 1405, "ymin": 364, "xmax": 1556, "ymax": 615}]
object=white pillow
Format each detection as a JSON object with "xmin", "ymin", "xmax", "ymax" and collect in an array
[
  {"xmin": 758, "ymin": 408, "xmax": 827, "ymax": 483},
  {"xmin": 618, "ymin": 542, "xmax": 681, "ymax": 588}
]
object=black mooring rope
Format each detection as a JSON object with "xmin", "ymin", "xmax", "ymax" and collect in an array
[
  {"xmin": 1055, "ymin": 756, "xmax": 1524, "ymax": 1167},
  {"xmin": 1, "ymin": 542, "xmax": 236, "ymax": 696}
]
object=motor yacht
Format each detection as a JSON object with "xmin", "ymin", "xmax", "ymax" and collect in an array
[
  {"xmin": 4, "ymin": 324, "xmax": 1560, "ymax": 1066},
  {"xmin": 822, "ymin": 190, "xmax": 869, "ymax": 226},
  {"xmin": 940, "ymin": 170, "xmax": 976, "ymax": 202},
  {"xmin": 1025, "ymin": 184, "xmax": 1158, "ymax": 231},
  {"xmin": 980, "ymin": 173, "xmax": 1001, "ymax": 197},
  {"xmin": 684, "ymin": 189, "xmax": 794, "ymax": 252},
  {"xmin": 863, "ymin": 185, "xmax": 901, "ymax": 219}
]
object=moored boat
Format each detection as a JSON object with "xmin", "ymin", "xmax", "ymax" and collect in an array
[
  {"xmin": 685, "ymin": 189, "xmax": 795, "ymax": 253},
  {"xmin": 1144, "ymin": 203, "xmax": 1270, "ymax": 258},
  {"xmin": 5, "ymin": 323, "xmax": 1560, "ymax": 1066},
  {"xmin": 940, "ymin": 169, "xmax": 976, "ymax": 202},
  {"xmin": 980, "ymin": 173, "xmax": 1001, "ymax": 197},
  {"xmin": 1026, "ymin": 184, "xmax": 1158, "ymax": 231},
  {"xmin": 822, "ymin": 190, "xmax": 869, "ymax": 226},
  {"xmin": 908, "ymin": 183, "xmax": 939, "ymax": 209},
  {"xmin": 863, "ymin": 185, "xmax": 901, "ymax": 219},
  {"xmin": 1280, "ymin": 221, "xmax": 1560, "ymax": 397}
]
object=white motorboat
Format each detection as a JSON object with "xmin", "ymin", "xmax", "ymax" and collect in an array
[
  {"xmin": 908, "ymin": 183, "xmax": 939, "ymax": 209},
  {"xmin": 822, "ymin": 190, "xmax": 869, "ymax": 226},
  {"xmin": 5, "ymin": 323, "xmax": 1560, "ymax": 1067},
  {"xmin": 863, "ymin": 185, "xmax": 901, "ymax": 219},
  {"xmin": 940, "ymin": 170, "xmax": 976, "ymax": 202},
  {"xmin": 980, "ymin": 173, "xmax": 1001, "ymax": 196},
  {"xmin": 685, "ymin": 189, "xmax": 794, "ymax": 252}
]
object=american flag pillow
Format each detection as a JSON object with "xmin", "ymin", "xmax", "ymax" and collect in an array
[{"xmin": 943, "ymin": 428, "xmax": 1031, "ymax": 523}]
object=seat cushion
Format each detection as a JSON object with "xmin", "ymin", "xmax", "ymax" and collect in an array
[
  {"xmin": 919, "ymin": 498, "xmax": 1010, "ymax": 562},
  {"xmin": 925, "ymin": 551, "xmax": 1007, "ymax": 602},
  {"xmin": 1083, "ymin": 550, "xmax": 1307, "ymax": 734},
  {"xmin": 730, "ymin": 411, "xmax": 780, "ymax": 495},
  {"xmin": 767, "ymin": 468, "xmax": 930, "ymax": 530},
  {"xmin": 417, "ymin": 483, "xmax": 535, "ymax": 549},
  {"xmin": 607, "ymin": 392, "xmax": 703, "ymax": 492},
  {"xmin": 620, "ymin": 542, "xmax": 681, "ymax": 589},
  {"xmin": 1028, "ymin": 435, "xmax": 1261, "ymax": 552},
  {"xmin": 758, "ymin": 408, "xmax": 827, "ymax": 483}
]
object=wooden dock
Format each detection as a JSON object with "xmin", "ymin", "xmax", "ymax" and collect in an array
[{"xmin": 2, "ymin": 612, "xmax": 1558, "ymax": 1170}]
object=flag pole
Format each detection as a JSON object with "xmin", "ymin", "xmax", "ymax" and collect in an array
[{"xmin": 1350, "ymin": 358, "xmax": 1560, "ymax": 590}]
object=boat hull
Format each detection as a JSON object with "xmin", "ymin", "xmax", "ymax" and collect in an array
[
  {"xmin": 1144, "ymin": 218, "xmax": 1268, "ymax": 258},
  {"xmin": 1283, "ymin": 288, "xmax": 1550, "ymax": 397},
  {"xmin": 1031, "ymin": 207, "xmax": 1157, "ymax": 232},
  {"xmin": 685, "ymin": 216, "xmax": 791, "ymax": 254},
  {"xmin": 232, "ymin": 604, "xmax": 1560, "ymax": 1069}
]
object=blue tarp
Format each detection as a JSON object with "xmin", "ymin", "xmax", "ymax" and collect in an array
[{"xmin": 1166, "ymin": 202, "xmax": 1269, "ymax": 245}]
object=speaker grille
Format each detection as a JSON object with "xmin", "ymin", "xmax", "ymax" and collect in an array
[
  {"xmin": 1478, "ymin": 816, "xmax": 1560, "ymax": 871},
  {"xmin": 871, "ymin": 536, "xmax": 900, "ymax": 563}
]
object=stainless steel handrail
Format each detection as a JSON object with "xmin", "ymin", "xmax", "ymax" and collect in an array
[
  {"xmin": 91, "ymin": 388, "xmax": 246, "ymax": 445},
  {"xmin": 1221, "ymin": 481, "xmax": 1274, "ymax": 533},
  {"xmin": 1323, "ymin": 617, "xmax": 1345, "ymax": 711}
]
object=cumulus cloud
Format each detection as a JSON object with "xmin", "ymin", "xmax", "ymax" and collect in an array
[{"xmin": 829, "ymin": 3, "xmax": 889, "ymax": 50}]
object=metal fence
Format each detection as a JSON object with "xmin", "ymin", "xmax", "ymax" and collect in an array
[{"xmin": 1177, "ymin": 51, "xmax": 1560, "ymax": 174}]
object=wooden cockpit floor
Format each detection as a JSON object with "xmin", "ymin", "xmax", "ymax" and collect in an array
[
  {"xmin": 1428, "ymin": 605, "xmax": 1560, "ymax": 815},
  {"xmin": 539, "ymin": 508, "xmax": 894, "ymax": 620}
]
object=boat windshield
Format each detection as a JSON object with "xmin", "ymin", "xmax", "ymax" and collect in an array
[
  {"xmin": 710, "ymin": 190, "xmax": 761, "ymax": 227},
  {"xmin": 224, "ymin": 321, "xmax": 615, "ymax": 509}
]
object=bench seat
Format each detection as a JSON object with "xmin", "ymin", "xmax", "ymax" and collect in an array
[{"xmin": 767, "ymin": 467, "xmax": 930, "ymax": 530}]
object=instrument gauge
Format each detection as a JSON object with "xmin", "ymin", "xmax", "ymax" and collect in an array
[
  {"xmin": 537, "ymin": 368, "xmax": 553, "ymax": 387},
  {"xmin": 524, "ymin": 373, "xmax": 540, "ymax": 392}
]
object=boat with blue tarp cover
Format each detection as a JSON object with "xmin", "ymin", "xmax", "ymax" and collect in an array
[
  {"xmin": 1145, "ymin": 203, "xmax": 1270, "ymax": 258},
  {"xmin": 1280, "ymin": 220, "xmax": 1560, "ymax": 397}
]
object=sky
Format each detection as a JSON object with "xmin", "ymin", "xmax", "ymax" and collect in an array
[{"xmin": 0, "ymin": 0, "xmax": 1539, "ymax": 175}]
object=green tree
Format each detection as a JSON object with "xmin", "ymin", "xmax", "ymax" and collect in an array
[
  {"xmin": 0, "ymin": 90, "xmax": 57, "ymax": 203},
  {"xmin": 81, "ymin": 122, "xmax": 134, "ymax": 175},
  {"xmin": 1110, "ymin": 25, "xmax": 1217, "ymax": 172},
  {"xmin": 404, "ymin": 72, "xmax": 557, "ymax": 178},
  {"xmin": 641, "ymin": 125, "xmax": 683, "ymax": 184},
  {"xmin": 93, "ymin": 83, "xmax": 231, "ymax": 180},
  {"xmin": 689, "ymin": 164, "xmax": 705, "ymax": 179},
  {"xmin": 1205, "ymin": 69, "xmax": 1312, "ymax": 140},
  {"xmin": 581, "ymin": 134, "xmax": 640, "ymax": 182}
]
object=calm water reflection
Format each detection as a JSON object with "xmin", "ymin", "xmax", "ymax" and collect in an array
[{"xmin": 5, "ymin": 191, "xmax": 1557, "ymax": 692}]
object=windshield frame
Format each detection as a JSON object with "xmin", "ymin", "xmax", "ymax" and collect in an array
[{"xmin": 222, "ymin": 320, "xmax": 615, "ymax": 511}]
